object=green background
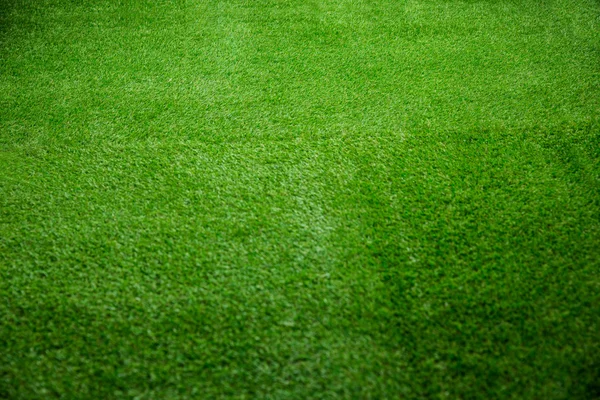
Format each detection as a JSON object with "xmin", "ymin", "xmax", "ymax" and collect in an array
[{"xmin": 1, "ymin": 0, "xmax": 599, "ymax": 398}]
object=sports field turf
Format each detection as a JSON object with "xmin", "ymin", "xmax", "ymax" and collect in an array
[{"xmin": 1, "ymin": 0, "xmax": 599, "ymax": 398}]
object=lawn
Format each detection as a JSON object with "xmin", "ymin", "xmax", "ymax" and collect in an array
[{"xmin": 1, "ymin": 0, "xmax": 599, "ymax": 398}]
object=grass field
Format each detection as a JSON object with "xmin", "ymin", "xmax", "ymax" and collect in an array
[{"xmin": 1, "ymin": 0, "xmax": 599, "ymax": 398}]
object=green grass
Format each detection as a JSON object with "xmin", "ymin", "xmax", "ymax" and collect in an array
[{"xmin": 1, "ymin": 0, "xmax": 599, "ymax": 398}]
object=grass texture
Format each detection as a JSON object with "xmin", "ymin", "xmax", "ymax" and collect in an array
[{"xmin": 1, "ymin": 0, "xmax": 599, "ymax": 398}]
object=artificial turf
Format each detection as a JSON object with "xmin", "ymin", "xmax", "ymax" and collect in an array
[{"xmin": 1, "ymin": 0, "xmax": 599, "ymax": 398}]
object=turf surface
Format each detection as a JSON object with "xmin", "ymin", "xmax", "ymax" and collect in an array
[{"xmin": 1, "ymin": 0, "xmax": 599, "ymax": 398}]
